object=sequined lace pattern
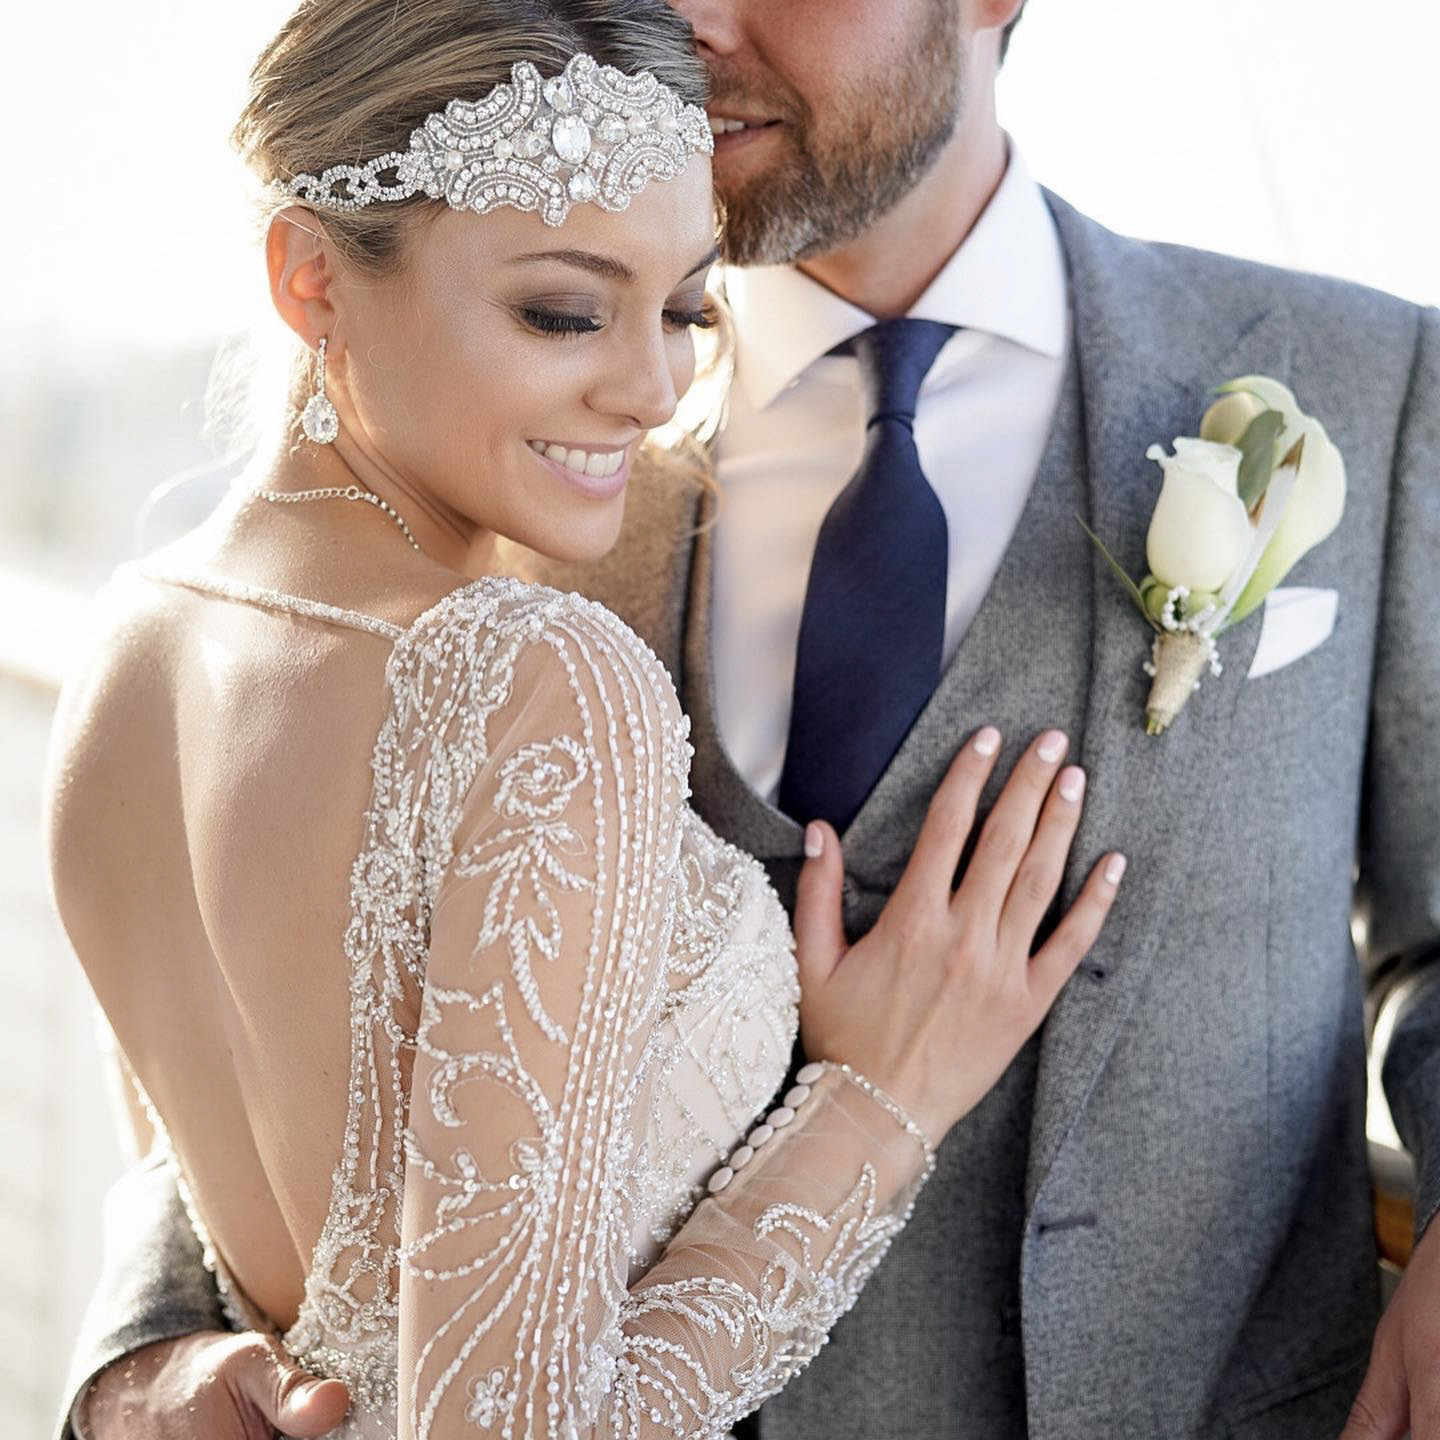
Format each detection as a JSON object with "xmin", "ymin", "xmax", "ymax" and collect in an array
[{"xmin": 142, "ymin": 573, "xmax": 932, "ymax": 1440}]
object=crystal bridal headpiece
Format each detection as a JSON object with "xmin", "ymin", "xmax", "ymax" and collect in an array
[{"xmin": 282, "ymin": 52, "xmax": 713, "ymax": 227}]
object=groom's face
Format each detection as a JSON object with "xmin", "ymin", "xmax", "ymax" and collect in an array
[{"xmin": 672, "ymin": 0, "xmax": 964, "ymax": 265}]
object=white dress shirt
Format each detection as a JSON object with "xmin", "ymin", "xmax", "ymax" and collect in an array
[{"xmin": 710, "ymin": 145, "xmax": 1071, "ymax": 804}]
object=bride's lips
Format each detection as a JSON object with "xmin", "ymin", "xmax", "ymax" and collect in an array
[{"xmin": 526, "ymin": 439, "xmax": 632, "ymax": 500}]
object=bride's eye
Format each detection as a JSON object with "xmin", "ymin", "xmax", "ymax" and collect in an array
[{"xmin": 518, "ymin": 306, "xmax": 604, "ymax": 337}]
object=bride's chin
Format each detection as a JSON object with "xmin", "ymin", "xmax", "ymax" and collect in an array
[{"xmin": 511, "ymin": 496, "xmax": 628, "ymax": 568}]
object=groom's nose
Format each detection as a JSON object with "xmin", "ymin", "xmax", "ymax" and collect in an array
[{"xmin": 669, "ymin": 0, "xmax": 747, "ymax": 59}]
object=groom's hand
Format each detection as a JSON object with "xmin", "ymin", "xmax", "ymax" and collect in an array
[
  {"xmin": 78, "ymin": 1331, "xmax": 349, "ymax": 1439},
  {"xmin": 1342, "ymin": 1220, "xmax": 1440, "ymax": 1438}
]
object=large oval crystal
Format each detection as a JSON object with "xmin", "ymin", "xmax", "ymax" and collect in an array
[
  {"xmin": 550, "ymin": 115, "xmax": 593, "ymax": 165},
  {"xmin": 300, "ymin": 394, "xmax": 339, "ymax": 445}
]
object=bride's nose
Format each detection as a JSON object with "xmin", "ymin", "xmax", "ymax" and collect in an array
[{"xmin": 588, "ymin": 325, "xmax": 684, "ymax": 431}]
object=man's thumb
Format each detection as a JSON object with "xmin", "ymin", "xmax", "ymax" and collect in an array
[
  {"xmin": 274, "ymin": 1368, "xmax": 351, "ymax": 1435},
  {"xmin": 794, "ymin": 821, "xmax": 846, "ymax": 986},
  {"xmin": 1337, "ymin": 1329, "xmax": 1408, "ymax": 1440}
]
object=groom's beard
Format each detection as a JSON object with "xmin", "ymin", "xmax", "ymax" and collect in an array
[{"xmin": 710, "ymin": 5, "xmax": 963, "ymax": 267}]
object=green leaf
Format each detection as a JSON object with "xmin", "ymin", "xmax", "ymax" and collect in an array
[
  {"xmin": 1076, "ymin": 516, "xmax": 1157, "ymax": 629},
  {"xmin": 1236, "ymin": 409, "xmax": 1286, "ymax": 512}
]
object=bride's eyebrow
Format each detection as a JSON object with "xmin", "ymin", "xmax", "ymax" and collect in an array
[
  {"xmin": 510, "ymin": 248, "xmax": 636, "ymax": 282},
  {"xmin": 508, "ymin": 244, "xmax": 720, "ymax": 284}
]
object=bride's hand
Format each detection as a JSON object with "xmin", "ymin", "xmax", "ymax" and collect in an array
[{"xmin": 793, "ymin": 727, "xmax": 1125, "ymax": 1147}]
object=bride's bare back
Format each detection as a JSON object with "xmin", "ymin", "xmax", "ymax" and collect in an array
[{"xmin": 47, "ymin": 502, "xmax": 463, "ymax": 1328}]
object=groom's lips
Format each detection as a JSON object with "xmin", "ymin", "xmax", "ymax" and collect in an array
[{"xmin": 706, "ymin": 112, "xmax": 782, "ymax": 153}]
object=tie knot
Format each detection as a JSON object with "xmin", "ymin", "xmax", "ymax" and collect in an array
[{"xmin": 851, "ymin": 318, "xmax": 957, "ymax": 426}]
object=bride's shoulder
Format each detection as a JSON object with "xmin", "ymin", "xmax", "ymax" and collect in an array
[
  {"xmin": 57, "ymin": 560, "xmax": 188, "ymax": 699},
  {"xmin": 396, "ymin": 575, "xmax": 687, "ymax": 733}
]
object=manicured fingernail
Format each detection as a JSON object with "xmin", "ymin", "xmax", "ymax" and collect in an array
[
  {"xmin": 1059, "ymin": 767, "xmax": 1086, "ymax": 803},
  {"xmin": 1105, "ymin": 854, "xmax": 1128, "ymax": 887},
  {"xmin": 973, "ymin": 726, "xmax": 1001, "ymax": 756},
  {"xmin": 805, "ymin": 823, "xmax": 824, "ymax": 859},
  {"xmin": 1037, "ymin": 730, "xmax": 1067, "ymax": 764}
]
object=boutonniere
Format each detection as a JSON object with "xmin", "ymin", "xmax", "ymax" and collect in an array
[{"xmin": 1082, "ymin": 376, "xmax": 1347, "ymax": 734}]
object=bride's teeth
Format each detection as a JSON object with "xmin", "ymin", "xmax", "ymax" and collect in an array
[{"xmin": 531, "ymin": 442, "xmax": 627, "ymax": 479}]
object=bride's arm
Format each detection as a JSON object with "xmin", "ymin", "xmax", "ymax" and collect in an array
[{"xmin": 398, "ymin": 603, "xmax": 932, "ymax": 1440}]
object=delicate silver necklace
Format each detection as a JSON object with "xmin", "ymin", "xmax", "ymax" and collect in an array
[{"xmin": 251, "ymin": 482, "xmax": 423, "ymax": 553}]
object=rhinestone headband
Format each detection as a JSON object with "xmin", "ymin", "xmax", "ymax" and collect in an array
[{"xmin": 282, "ymin": 53, "xmax": 713, "ymax": 227}]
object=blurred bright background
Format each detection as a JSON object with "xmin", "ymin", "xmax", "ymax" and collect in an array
[{"xmin": 1, "ymin": 0, "xmax": 1436, "ymax": 1432}]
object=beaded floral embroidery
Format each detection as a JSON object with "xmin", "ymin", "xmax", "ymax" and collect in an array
[{"xmin": 143, "ymin": 574, "xmax": 930, "ymax": 1440}]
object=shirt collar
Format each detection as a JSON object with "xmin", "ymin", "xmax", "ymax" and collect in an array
[{"xmin": 725, "ymin": 143, "xmax": 1068, "ymax": 412}]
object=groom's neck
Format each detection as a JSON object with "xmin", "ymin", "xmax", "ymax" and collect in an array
[{"xmin": 797, "ymin": 93, "xmax": 1007, "ymax": 319}]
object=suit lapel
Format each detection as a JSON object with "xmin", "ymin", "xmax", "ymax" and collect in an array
[{"xmin": 1023, "ymin": 196, "xmax": 1293, "ymax": 1211}]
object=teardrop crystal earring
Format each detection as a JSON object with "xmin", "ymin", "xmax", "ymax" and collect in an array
[{"xmin": 300, "ymin": 337, "xmax": 340, "ymax": 445}]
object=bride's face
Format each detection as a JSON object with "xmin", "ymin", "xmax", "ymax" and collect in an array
[{"xmin": 320, "ymin": 156, "xmax": 716, "ymax": 563}]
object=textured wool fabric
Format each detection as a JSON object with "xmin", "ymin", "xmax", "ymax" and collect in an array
[{"xmin": 60, "ymin": 194, "xmax": 1440, "ymax": 1440}]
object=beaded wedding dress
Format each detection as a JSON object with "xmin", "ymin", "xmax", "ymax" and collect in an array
[{"xmin": 136, "ymin": 568, "xmax": 933, "ymax": 1440}]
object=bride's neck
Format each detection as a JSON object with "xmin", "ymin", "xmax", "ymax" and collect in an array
[{"xmin": 257, "ymin": 437, "xmax": 497, "ymax": 578}]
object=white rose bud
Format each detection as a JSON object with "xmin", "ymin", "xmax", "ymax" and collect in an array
[
  {"xmin": 1144, "ymin": 438, "xmax": 1254, "ymax": 593},
  {"xmin": 1220, "ymin": 375, "xmax": 1347, "ymax": 624},
  {"xmin": 1199, "ymin": 388, "xmax": 1268, "ymax": 447}
]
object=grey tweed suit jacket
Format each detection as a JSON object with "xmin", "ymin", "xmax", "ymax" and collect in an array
[{"xmin": 59, "ymin": 194, "xmax": 1440, "ymax": 1439}]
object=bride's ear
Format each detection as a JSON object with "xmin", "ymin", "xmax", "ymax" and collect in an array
[{"xmin": 266, "ymin": 205, "xmax": 337, "ymax": 349}]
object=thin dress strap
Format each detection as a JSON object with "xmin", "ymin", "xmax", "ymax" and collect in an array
[{"xmin": 136, "ymin": 566, "xmax": 406, "ymax": 642}]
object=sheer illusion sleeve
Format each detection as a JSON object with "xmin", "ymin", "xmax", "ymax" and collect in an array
[{"xmin": 398, "ymin": 593, "xmax": 933, "ymax": 1440}]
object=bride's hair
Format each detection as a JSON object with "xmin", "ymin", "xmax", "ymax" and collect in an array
[{"xmin": 233, "ymin": 0, "xmax": 710, "ymax": 275}]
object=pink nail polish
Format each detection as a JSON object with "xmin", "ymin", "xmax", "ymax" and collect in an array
[
  {"xmin": 974, "ymin": 727, "xmax": 1001, "ymax": 756},
  {"xmin": 1105, "ymin": 854, "xmax": 1128, "ymax": 886},
  {"xmin": 1059, "ymin": 768, "xmax": 1086, "ymax": 803},
  {"xmin": 805, "ymin": 823, "xmax": 824, "ymax": 859}
]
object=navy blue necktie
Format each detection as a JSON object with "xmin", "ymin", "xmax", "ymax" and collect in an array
[{"xmin": 777, "ymin": 318, "xmax": 955, "ymax": 833}]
